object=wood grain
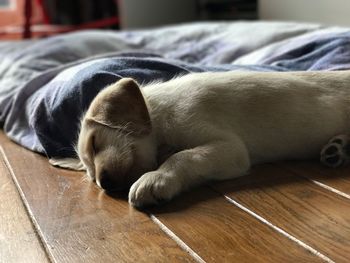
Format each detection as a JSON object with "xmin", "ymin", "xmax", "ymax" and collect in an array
[
  {"xmin": 2, "ymin": 129, "xmax": 350, "ymax": 262},
  {"xmin": 280, "ymin": 161, "xmax": 350, "ymax": 195},
  {"xmin": 213, "ymin": 164, "xmax": 350, "ymax": 262},
  {"xmin": 0, "ymin": 133, "xmax": 195, "ymax": 263},
  {"xmin": 0, "ymin": 154, "xmax": 49, "ymax": 263},
  {"xmin": 149, "ymin": 187, "xmax": 324, "ymax": 263}
]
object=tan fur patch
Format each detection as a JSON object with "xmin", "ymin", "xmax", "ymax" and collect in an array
[{"xmin": 87, "ymin": 78, "xmax": 151, "ymax": 136}]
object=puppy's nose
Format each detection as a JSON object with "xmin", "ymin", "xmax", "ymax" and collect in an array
[{"xmin": 99, "ymin": 170, "xmax": 117, "ymax": 191}]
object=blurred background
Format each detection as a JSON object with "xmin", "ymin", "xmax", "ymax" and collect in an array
[{"xmin": 0, "ymin": 0, "xmax": 349, "ymax": 40}]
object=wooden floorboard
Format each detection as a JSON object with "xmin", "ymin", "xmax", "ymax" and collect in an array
[
  {"xmin": 0, "ymin": 133, "xmax": 195, "ymax": 263},
  {"xmin": 280, "ymin": 161, "xmax": 350, "ymax": 196},
  {"xmin": 212, "ymin": 164, "xmax": 350, "ymax": 262},
  {"xmin": 1, "ymin": 131, "xmax": 350, "ymax": 262},
  {"xmin": 148, "ymin": 187, "xmax": 324, "ymax": 263},
  {"xmin": 0, "ymin": 151, "xmax": 49, "ymax": 263}
]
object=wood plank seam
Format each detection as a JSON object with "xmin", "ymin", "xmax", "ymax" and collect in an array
[
  {"xmin": 279, "ymin": 165, "xmax": 350, "ymax": 200},
  {"xmin": 150, "ymin": 215, "xmax": 206, "ymax": 263},
  {"xmin": 0, "ymin": 146, "xmax": 54, "ymax": 263},
  {"xmin": 0, "ymin": 151, "xmax": 49, "ymax": 262},
  {"xmin": 305, "ymin": 179, "xmax": 350, "ymax": 200},
  {"xmin": 207, "ymin": 184, "xmax": 335, "ymax": 263},
  {"xmin": 3, "ymin": 131, "xmax": 340, "ymax": 263},
  {"xmin": 222, "ymin": 194, "xmax": 335, "ymax": 263},
  {"xmin": 149, "ymin": 184, "xmax": 328, "ymax": 262},
  {"xmin": 0, "ymin": 140, "xmax": 197, "ymax": 262}
]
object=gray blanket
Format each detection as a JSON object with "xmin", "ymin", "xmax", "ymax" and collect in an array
[{"xmin": 1, "ymin": 21, "xmax": 350, "ymax": 158}]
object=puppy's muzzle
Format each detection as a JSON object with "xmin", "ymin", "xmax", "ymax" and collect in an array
[{"xmin": 99, "ymin": 170, "xmax": 126, "ymax": 191}]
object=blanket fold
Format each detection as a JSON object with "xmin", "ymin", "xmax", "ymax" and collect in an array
[{"xmin": 0, "ymin": 21, "xmax": 349, "ymax": 157}]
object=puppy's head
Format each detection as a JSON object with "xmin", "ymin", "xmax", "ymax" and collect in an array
[{"xmin": 77, "ymin": 78, "xmax": 157, "ymax": 191}]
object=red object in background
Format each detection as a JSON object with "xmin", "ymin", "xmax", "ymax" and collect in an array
[
  {"xmin": 36, "ymin": 0, "xmax": 50, "ymax": 24},
  {"xmin": 0, "ymin": 0, "xmax": 46, "ymax": 39},
  {"xmin": 0, "ymin": 0, "xmax": 119, "ymax": 40},
  {"xmin": 23, "ymin": 0, "xmax": 32, "ymax": 38}
]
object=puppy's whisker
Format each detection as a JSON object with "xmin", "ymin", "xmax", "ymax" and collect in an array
[{"xmin": 118, "ymin": 149, "xmax": 132, "ymax": 160}]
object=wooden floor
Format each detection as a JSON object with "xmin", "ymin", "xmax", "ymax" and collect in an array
[{"xmin": 1, "ymin": 131, "xmax": 350, "ymax": 263}]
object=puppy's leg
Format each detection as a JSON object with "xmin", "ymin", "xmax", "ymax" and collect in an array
[
  {"xmin": 129, "ymin": 136, "xmax": 250, "ymax": 207},
  {"xmin": 320, "ymin": 134, "xmax": 350, "ymax": 167}
]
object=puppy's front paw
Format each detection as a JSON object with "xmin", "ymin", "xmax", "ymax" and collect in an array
[
  {"xmin": 128, "ymin": 171, "xmax": 180, "ymax": 207},
  {"xmin": 320, "ymin": 135, "xmax": 350, "ymax": 168}
]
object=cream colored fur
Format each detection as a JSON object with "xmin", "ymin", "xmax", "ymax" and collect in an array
[{"xmin": 51, "ymin": 70, "xmax": 350, "ymax": 207}]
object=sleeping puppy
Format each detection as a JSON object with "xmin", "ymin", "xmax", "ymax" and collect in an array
[{"xmin": 50, "ymin": 71, "xmax": 350, "ymax": 207}]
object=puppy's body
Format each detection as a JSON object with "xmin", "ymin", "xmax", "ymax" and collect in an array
[
  {"xmin": 51, "ymin": 70, "xmax": 350, "ymax": 207},
  {"xmin": 145, "ymin": 71, "xmax": 350, "ymax": 165}
]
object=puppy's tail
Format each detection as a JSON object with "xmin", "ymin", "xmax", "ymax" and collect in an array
[{"xmin": 49, "ymin": 158, "xmax": 85, "ymax": 171}]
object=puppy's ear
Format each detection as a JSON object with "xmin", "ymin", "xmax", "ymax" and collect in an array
[{"xmin": 87, "ymin": 78, "xmax": 151, "ymax": 136}]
